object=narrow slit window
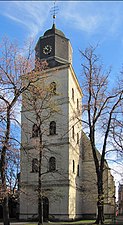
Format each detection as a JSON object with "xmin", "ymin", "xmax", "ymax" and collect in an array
[
  {"xmin": 32, "ymin": 158, "xmax": 38, "ymax": 173},
  {"xmin": 72, "ymin": 126, "xmax": 74, "ymax": 139},
  {"xmin": 73, "ymin": 160, "xmax": 75, "ymax": 173},
  {"xmin": 77, "ymin": 99, "xmax": 79, "ymax": 109},
  {"xmin": 77, "ymin": 164, "xmax": 79, "ymax": 176},
  {"xmin": 72, "ymin": 88, "xmax": 74, "ymax": 101},
  {"xmin": 77, "ymin": 133, "xmax": 79, "ymax": 144}
]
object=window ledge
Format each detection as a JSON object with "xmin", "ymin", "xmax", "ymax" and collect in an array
[
  {"xmin": 48, "ymin": 169, "xmax": 58, "ymax": 173},
  {"xmin": 47, "ymin": 133, "xmax": 58, "ymax": 136}
]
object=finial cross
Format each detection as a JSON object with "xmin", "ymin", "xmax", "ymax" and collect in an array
[{"xmin": 50, "ymin": 1, "xmax": 59, "ymax": 25}]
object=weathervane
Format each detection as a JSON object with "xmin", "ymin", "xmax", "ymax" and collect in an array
[{"xmin": 50, "ymin": 1, "xmax": 59, "ymax": 25}]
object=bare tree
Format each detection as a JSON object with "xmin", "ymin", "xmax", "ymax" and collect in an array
[
  {"xmin": 80, "ymin": 45, "xmax": 123, "ymax": 224},
  {"xmin": 111, "ymin": 76, "xmax": 123, "ymax": 154},
  {"xmin": 0, "ymin": 37, "xmax": 46, "ymax": 225}
]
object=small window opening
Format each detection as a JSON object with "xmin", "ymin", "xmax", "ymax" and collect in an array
[
  {"xmin": 32, "ymin": 158, "xmax": 38, "ymax": 173},
  {"xmin": 77, "ymin": 133, "xmax": 79, "ymax": 144},
  {"xmin": 77, "ymin": 164, "xmax": 79, "ymax": 176},
  {"xmin": 72, "ymin": 88, "xmax": 74, "ymax": 101},
  {"xmin": 50, "ymin": 82, "xmax": 56, "ymax": 94},
  {"xmin": 32, "ymin": 124, "xmax": 39, "ymax": 138},
  {"xmin": 49, "ymin": 121, "xmax": 56, "ymax": 135},
  {"xmin": 72, "ymin": 126, "xmax": 74, "ymax": 139},
  {"xmin": 77, "ymin": 99, "xmax": 79, "ymax": 109},
  {"xmin": 73, "ymin": 160, "xmax": 75, "ymax": 173},
  {"xmin": 49, "ymin": 157, "xmax": 56, "ymax": 171}
]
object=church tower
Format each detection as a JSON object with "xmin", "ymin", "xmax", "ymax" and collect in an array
[
  {"xmin": 35, "ymin": 23, "xmax": 72, "ymax": 67},
  {"xmin": 20, "ymin": 23, "xmax": 83, "ymax": 221}
]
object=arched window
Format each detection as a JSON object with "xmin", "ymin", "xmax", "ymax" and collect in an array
[
  {"xmin": 50, "ymin": 82, "xmax": 56, "ymax": 94},
  {"xmin": 32, "ymin": 158, "xmax": 38, "ymax": 173},
  {"xmin": 49, "ymin": 121, "xmax": 56, "ymax": 135},
  {"xmin": 77, "ymin": 133, "xmax": 79, "ymax": 144},
  {"xmin": 73, "ymin": 160, "xmax": 75, "ymax": 173},
  {"xmin": 49, "ymin": 157, "xmax": 56, "ymax": 171},
  {"xmin": 77, "ymin": 98, "xmax": 79, "ymax": 109},
  {"xmin": 72, "ymin": 88, "xmax": 74, "ymax": 101},
  {"xmin": 32, "ymin": 124, "xmax": 39, "ymax": 137}
]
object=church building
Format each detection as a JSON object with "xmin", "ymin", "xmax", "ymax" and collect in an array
[{"xmin": 19, "ymin": 22, "xmax": 115, "ymax": 221}]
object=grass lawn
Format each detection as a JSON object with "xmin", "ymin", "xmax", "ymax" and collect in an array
[
  {"xmin": 48, "ymin": 219, "xmax": 113, "ymax": 224},
  {"xmin": 48, "ymin": 220, "xmax": 95, "ymax": 224},
  {"xmin": 26, "ymin": 219, "xmax": 113, "ymax": 225}
]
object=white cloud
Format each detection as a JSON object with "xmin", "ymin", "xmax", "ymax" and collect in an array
[
  {"xmin": 0, "ymin": 1, "xmax": 52, "ymax": 37},
  {"xmin": 0, "ymin": 1, "xmax": 123, "ymax": 39},
  {"xmin": 59, "ymin": 1, "xmax": 123, "ymax": 37},
  {"xmin": 63, "ymin": 12, "xmax": 100, "ymax": 34},
  {"xmin": 3, "ymin": 13, "xmax": 24, "ymax": 24}
]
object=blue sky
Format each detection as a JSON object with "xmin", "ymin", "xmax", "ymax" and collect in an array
[
  {"xmin": 1, "ymin": 1, "xmax": 123, "ymax": 80},
  {"xmin": 0, "ymin": 0, "xmax": 123, "ymax": 192}
]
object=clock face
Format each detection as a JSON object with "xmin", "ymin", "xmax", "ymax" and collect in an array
[{"xmin": 43, "ymin": 45, "xmax": 52, "ymax": 55}]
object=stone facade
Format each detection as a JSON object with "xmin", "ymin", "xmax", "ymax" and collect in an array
[
  {"xmin": 118, "ymin": 184, "xmax": 123, "ymax": 215},
  {"xmin": 19, "ymin": 25, "xmax": 115, "ymax": 221},
  {"xmin": 81, "ymin": 132, "xmax": 115, "ymax": 219},
  {"xmin": 20, "ymin": 64, "xmax": 83, "ymax": 221}
]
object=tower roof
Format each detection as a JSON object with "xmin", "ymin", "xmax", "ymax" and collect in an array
[{"xmin": 44, "ymin": 24, "xmax": 65, "ymax": 37}]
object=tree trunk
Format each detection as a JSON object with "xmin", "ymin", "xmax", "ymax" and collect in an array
[
  {"xmin": 95, "ymin": 201, "xmax": 104, "ymax": 224},
  {"xmin": 2, "ymin": 195, "xmax": 9, "ymax": 225},
  {"xmin": 1, "ymin": 151, "xmax": 10, "ymax": 225},
  {"xmin": 95, "ymin": 173, "xmax": 104, "ymax": 224},
  {"xmin": 1, "ymin": 107, "xmax": 11, "ymax": 225},
  {"xmin": 38, "ymin": 194, "xmax": 43, "ymax": 225},
  {"xmin": 38, "ymin": 133, "xmax": 43, "ymax": 225}
]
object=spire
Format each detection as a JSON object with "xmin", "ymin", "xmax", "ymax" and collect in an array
[{"xmin": 50, "ymin": 1, "xmax": 59, "ymax": 26}]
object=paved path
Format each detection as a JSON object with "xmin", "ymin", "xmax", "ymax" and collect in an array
[{"xmin": 115, "ymin": 215, "xmax": 123, "ymax": 223}]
